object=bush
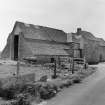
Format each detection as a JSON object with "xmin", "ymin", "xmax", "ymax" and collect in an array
[
  {"xmin": 20, "ymin": 84, "xmax": 36, "ymax": 96},
  {"xmin": 38, "ymin": 83, "xmax": 57, "ymax": 100},
  {"xmin": 39, "ymin": 75, "xmax": 48, "ymax": 82},
  {"xmin": 11, "ymin": 94, "xmax": 31, "ymax": 105},
  {"xmin": 66, "ymin": 79, "xmax": 73, "ymax": 86},
  {"xmin": 60, "ymin": 80, "xmax": 70, "ymax": 88},
  {"xmin": 0, "ymin": 85, "xmax": 19, "ymax": 100},
  {"xmin": 71, "ymin": 76, "xmax": 82, "ymax": 84},
  {"xmin": 39, "ymin": 86, "xmax": 50, "ymax": 99},
  {"xmin": 77, "ymin": 73, "xmax": 86, "ymax": 79},
  {"xmin": 46, "ymin": 82, "xmax": 58, "ymax": 92}
]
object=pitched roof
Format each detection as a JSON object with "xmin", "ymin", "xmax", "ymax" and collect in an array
[
  {"xmin": 72, "ymin": 30, "xmax": 105, "ymax": 46},
  {"xmin": 78, "ymin": 31, "xmax": 105, "ymax": 46},
  {"xmin": 14, "ymin": 21, "xmax": 67, "ymax": 42},
  {"xmin": 78, "ymin": 31, "xmax": 98, "ymax": 41},
  {"xmin": 96, "ymin": 38, "xmax": 105, "ymax": 46}
]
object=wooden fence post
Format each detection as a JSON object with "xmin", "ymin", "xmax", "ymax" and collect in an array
[
  {"xmin": 52, "ymin": 57, "xmax": 57, "ymax": 79},
  {"xmin": 72, "ymin": 42, "xmax": 74, "ymax": 74}
]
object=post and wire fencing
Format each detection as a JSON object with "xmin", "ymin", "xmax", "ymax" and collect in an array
[{"xmin": 13, "ymin": 35, "xmax": 86, "ymax": 84}]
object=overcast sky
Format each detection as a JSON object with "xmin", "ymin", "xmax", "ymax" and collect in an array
[{"xmin": 0, "ymin": 0, "xmax": 105, "ymax": 51}]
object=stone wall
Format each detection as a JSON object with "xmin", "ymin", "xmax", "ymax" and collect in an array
[
  {"xmin": 84, "ymin": 39, "xmax": 100, "ymax": 64},
  {"xmin": 98, "ymin": 46, "xmax": 105, "ymax": 62}
]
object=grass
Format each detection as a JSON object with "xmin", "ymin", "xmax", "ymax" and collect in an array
[{"xmin": 0, "ymin": 62, "xmax": 97, "ymax": 105}]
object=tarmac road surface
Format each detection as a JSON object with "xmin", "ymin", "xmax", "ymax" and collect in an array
[{"xmin": 46, "ymin": 63, "xmax": 105, "ymax": 105}]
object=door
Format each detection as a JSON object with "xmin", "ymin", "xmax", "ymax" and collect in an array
[{"xmin": 14, "ymin": 35, "xmax": 19, "ymax": 60}]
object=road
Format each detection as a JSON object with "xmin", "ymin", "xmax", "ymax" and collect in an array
[{"xmin": 46, "ymin": 63, "xmax": 105, "ymax": 105}]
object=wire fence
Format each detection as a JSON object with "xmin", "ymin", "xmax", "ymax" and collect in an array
[{"xmin": 0, "ymin": 57, "xmax": 87, "ymax": 89}]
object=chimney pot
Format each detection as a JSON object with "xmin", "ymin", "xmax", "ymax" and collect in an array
[{"xmin": 77, "ymin": 28, "xmax": 82, "ymax": 35}]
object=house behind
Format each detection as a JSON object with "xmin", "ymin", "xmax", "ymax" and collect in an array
[{"xmin": 68, "ymin": 28, "xmax": 105, "ymax": 64}]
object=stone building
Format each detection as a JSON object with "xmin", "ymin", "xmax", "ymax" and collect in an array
[
  {"xmin": 2, "ymin": 21, "xmax": 104, "ymax": 64},
  {"xmin": 69, "ymin": 28, "xmax": 105, "ymax": 64},
  {"xmin": 1, "ymin": 21, "xmax": 80, "ymax": 63}
]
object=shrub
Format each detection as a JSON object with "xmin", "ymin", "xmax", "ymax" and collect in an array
[
  {"xmin": 0, "ymin": 85, "xmax": 19, "ymax": 100},
  {"xmin": 39, "ymin": 86, "xmax": 50, "ymax": 99},
  {"xmin": 61, "ymin": 80, "xmax": 70, "ymax": 88},
  {"xmin": 66, "ymin": 79, "xmax": 73, "ymax": 86},
  {"xmin": 39, "ymin": 75, "xmax": 48, "ymax": 82},
  {"xmin": 20, "ymin": 84, "xmax": 36, "ymax": 96},
  {"xmin": 38, "ymin": 83, "xmax": 56, "ymax": 100},
  {"xmin": 46, "ymin": 82, "xmax": 58, "ymax": 93},
  {"xmin": 11, "ymin": 94, "xmax": 31, "ymax": 105},
  {"xmin": 72, "ymin": 76, "xmax": 82, "ymax": 83}
]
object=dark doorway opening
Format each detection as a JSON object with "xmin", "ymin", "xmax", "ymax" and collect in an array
[
  {"xmin": 51, "ymin": 58, "xmax": 55, "ymax": 63},
  {"xmin": 80, "ymin": 49, "xmax": 83, "ymax": 58},
  {"xmin": 14, "ymin": 35, "xmax": 19, "ymax": 60},
  {"xmin": 100, "ymin": 54, "xmax": 102, "ymax": 62}
]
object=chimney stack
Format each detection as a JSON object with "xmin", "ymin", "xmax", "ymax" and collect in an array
[{"xmin": 77, "ymin": 28, "xmax": 82, "ymax": 35}]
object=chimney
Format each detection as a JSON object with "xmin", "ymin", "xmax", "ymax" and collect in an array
[{"xmin": 77, "ymin": 28, "xmax": 82, "ymax": 35}]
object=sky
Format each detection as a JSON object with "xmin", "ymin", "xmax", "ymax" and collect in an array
[{"xmin": 0, "ymin": 0, "xmax": 105, "ymax": 51}]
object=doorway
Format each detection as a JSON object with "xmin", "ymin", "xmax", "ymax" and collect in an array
[
  {"xmin": 51, "ymin": 58, "xmax": 55, "ymax": 63},
  {"xmin": 80, "ymin": 49, "xmax": 83, "ymax": 58},
  {"xmin": 100, "ymin": 54, "xmax": 102, "ymax": 62},
  {"xmin": 14, "ymin": 35, "xmax": 19, "ymax": 60}
]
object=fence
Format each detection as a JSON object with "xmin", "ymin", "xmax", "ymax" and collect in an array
[{"xmin": 0, "ymin": 57, "xmax": 85, "ymax": 88}]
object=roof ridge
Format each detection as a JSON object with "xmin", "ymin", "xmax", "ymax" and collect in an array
[
  {"xmin": 13, "ymin": 21, "xmax": 67, "ymax": 42},
  {"xmin": 15, "ymin": 21, "xmax": 65, "ymax": 32}
]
